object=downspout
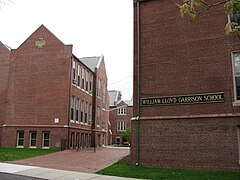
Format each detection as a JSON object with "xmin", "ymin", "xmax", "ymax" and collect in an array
[
  {"xmin": 67, "ymin": 57, "xmax": 73, "ymax": 149},
  {"xmin": 91, "ymin": 67, "xmax": 97, "ymax": 152},
  {"xmin": 136, "ymin": 0, "xmax": 142, "ymax": 166}
]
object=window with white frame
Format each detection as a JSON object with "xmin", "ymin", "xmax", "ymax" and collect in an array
[
  {"xmin": 103, "ymin": 82, "xmax": 106, "ymax": 109},
  {"xmin": 82, "ymin": 68, "xmax": 85, "ymax": 89},
  {"xmin": 89, "ymin": 104, "xmax": 92, "ymax": 124},
  {"xmin": 97, "ymin": 78, "xmax": 101, "ymax": 98},
  {"xmin": 72, "ymin": 60, "xmax": 76, "ymax": 80},
  {"xmin": 42, "ymin": 132, "xmax": 50, "ymax": 148},
  {"xmin": 81, "ymin": 100, "xmax": 84, "ymax": 123},
  {"xmin": 17, "ymin": 131, "xmax": 24, "ymax": 147},
  {"xmin": 86, "ymin": 71, "xmax": 89, "ymax": 92},
  {"xmin": 117, "ymin": 121, "xmax": 126, "ymax": 131},
  {"xmin": 228, "ymin": 11, "xmax": 240, "ymax": 32},
  {"xmin": 71, "ymin": 96, "xmax": 74, "ymax": 120},
  {"xmin": 89, "ymin": 75, "xmax": 93, "ymax": 94},
  {"xmin": 30, "ymin": 131, "xmax": 37, "ymax": 147},
  {"xmin": 85, "ymin": 102, "xmax": 88, "ymax": 123},
  {"xmin": 77, "ymin": 65, "xmax": 81, "ymax": 86},
  {"xmin": 233, "ymin": 52, "xmax": 240, "ymax": 101},
  {"xmin": 76, "ymin": 98, "xmax": 79, "ymax": 122},
  {"xmin": 117, "ymin": 107, "xmax": 126, "ymax": 115},
  {"xmin": 97, "ymin": 106, "xmax": 100, "ymax": 126}
]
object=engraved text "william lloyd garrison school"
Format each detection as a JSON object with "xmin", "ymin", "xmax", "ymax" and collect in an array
[{"xmin": 141, "ymin": 92, "xmax": 224, "ymax": 106}]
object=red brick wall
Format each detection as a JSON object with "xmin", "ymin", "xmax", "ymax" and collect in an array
[
  {"xmin": 132, "ymin": 0, "xmax": 240, "ymax": 171},
  {"xmin": 95, "ymin": 57, "xmax": 109, "ymax": 146},
  {"xmin": 131, "ymin": 117, "xmax": 240, "ymax": 172},
  {"xmin": 110, "ymin": 101, "xmax": 133, "ymax": 144},
  {"xmin": 0, "ymin": 42, "xmax": 11, "ymax": 147},
  {"xmin": 2, "ymin": 126, "xmax": 68, "ymax": 149},
  {"xmin": 5, "ymin": 25, "xmax": 72, "ymax": 126}
]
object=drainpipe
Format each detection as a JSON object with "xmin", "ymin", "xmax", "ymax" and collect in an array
[
  {"xmin": 91, "ymin": 67, "xmax": 97, "ymax": 153},
  {"xmin": 136, "ymin": 0, "xmax": 145, "ymax": 166},
  {"xmin": 67, "ymin": 57, "xmax": 73, "ymax": 149}
]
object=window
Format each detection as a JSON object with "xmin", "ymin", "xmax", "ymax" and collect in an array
[
  {"xmin": 102, "ymin": 122, "xmax": 105, "ymax": 130},
  {"xmin": 43, "ymin": 132, "xmax": 50, "ymax": 148},
  {"xmin": 30, "ymin": 131, "xmax": 37, "ymax": 147},
  {"xmin": 117, "ymin": 121, "xmax": 126, "ymax": 131},
  {"xmin": 229, "ymin": 11, "xmax": 240, "ymax": 31},
  {"xmin": 17, "ymin": 131, "xmax": 24, "ymax": 147},
  {"xmin": 89, "ymin": 104, "xmax": 92, "ymax": 124},
  {"xmin": 85, "ymin": 102, "xmax": 88, "ymax": 123},
  {"xmin": 81, "ymin": 100, "xmax": 84, "ymax": 123},
  {"xmin": 97, "ymin": 106, "xmax": 100, "ymax": 126},
  {"xmin": 103, "ymin": 82, "xmax": 106, "ymax": 109},
  {"xmin": 71, "ymin": 96, "xmax": 74, "ymax": 120},
  {"xmin": 86, "ymin": 71, "xmax": 89, "ymax": 92},
  {"xmin": 76, "ymin": 98, "xmax": 79, "ymax": 122},
  {"xmin": 233, "ymin": 52, "xmax": 240, "ymax": 101},
  {"xmin": 89, "ymin": 75, "xmax": 93, "ymax": 94},
  {"xmin": 72, "ymin": 60, "xmax": 76, "ymax": 80},
  {"xmin": 82, "ymin": 68, "xmax": 85, "ymax": 89},
  {"xmin": 97, "ymin": 78, "xmax": 101, "ymax": 98},
  {"xmin": 77, "ymin": 65, "xmax": 81, "ymax": 86},
  {"xmin": 117, "ymin": 107, "xmax": 127, "ymax": 115}
]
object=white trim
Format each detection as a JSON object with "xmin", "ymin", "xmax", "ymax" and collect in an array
[{"xmin": 96, "ymin": 55, "xmax": 103, "ymax": 69}]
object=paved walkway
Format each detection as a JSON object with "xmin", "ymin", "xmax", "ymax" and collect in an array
[
  {"xmin": 10, "ymin": 147, "xmax": 130, "ymax": 173},
  {"xmin": 0, "ymin": 162, "xmax": 139, "ymax": 179},
  {"xmin": 0, "ymin": 147, "xmax": 140, "ymax": 180}
]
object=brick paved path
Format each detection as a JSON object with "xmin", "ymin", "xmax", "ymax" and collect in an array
[{"xmin": 11, "ymin": 147, "xmax": 130, "ymax": 173}]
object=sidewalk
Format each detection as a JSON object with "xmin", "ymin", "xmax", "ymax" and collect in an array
[
  {"xmin": 0, "ymin": 162, "xmax": 140, "ymax": 180},
  {"xmin": 10, "ymin": 147, "xmax": 130, "ymax": 173}
]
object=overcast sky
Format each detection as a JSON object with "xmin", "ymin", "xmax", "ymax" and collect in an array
[{"xmin": 0, "ymin": 0, "xmax": 133, "ymax": 100}]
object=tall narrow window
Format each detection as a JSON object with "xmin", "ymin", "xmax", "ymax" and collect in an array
[
  {"xmin": 43, "ymin": 132, "xmax": 50, "ymax": 148},
  {"xmin": 89, "ymin": 75, "xmax": 93, "ymax": 94},
  {"xmin": 30, "ymin": 131, "xmax": 37, "ymax": 147},
  {"xmin": 85, "ymin": 71, "xmax": 89, "ymax": 92},
  {"xmin": 85, "ymin": 102, "xmax": 88, "ymax": 123},
  {"xmin": 89, "ymin": 104, "xmax": 92, "ymax": 124},
  {"xmin": 97, "ymin": 78, "xmax": 101, "ymax": 98},
  {"xmin": 76, "ymin": 98, "xmax": 79, "ymax": 122},
  {"xmin": 17, "ymin": 131, "xmax": 24, "ymax": 147},
  {"xmin": 82, "ymin": 68, "xmax": 85, "ymax": 89},
  {"xmin": 233, "ymin": 52, "xmax": 240, "ymax": 101},
  {"xmin": 71, "ymin": 96, "xmax": 74, "ymax": 120},
  {"xmin": 72, "ymin": 60, "xmax": 76, "ymax": 80},
  {"xmin": 77, "ymin": 65, "xmax": 81, "ymax": 86},
  {"xmin": 103, "ymin": 82, "xmax": 106, "ymax": 109},
  {"xmin": 97, "ymin": 106, "xmax": 100, "ymax": 126},
  {"xmin": 117, "ymin": 121, "xmax": 126, "ymax": 131},
  {"xmin": 81, "ymin": 101, "xmax": 84, "ymax": 123}
]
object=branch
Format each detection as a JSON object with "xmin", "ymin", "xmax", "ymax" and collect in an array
[{"xmin": 197, "ymin": 0, "xmax": 229, "ymax": 15}]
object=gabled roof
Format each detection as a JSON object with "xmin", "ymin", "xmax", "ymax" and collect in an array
[
  {"xmin": 0, "ymin": 41, "xmax": 11, "ymax": 51},
  {"xmin": 124, "ymin": 99, "xmax": 133, "ymax": 106},
  {"xmin": 16, "ymin": 24, "xmax": 68, "ymax": 50},
  {"xmin": 108, "ymin": 90, "xmax": 121, "ymax": 106},
  {"xmin": 80, "ymin": 55, "xmax": 103, "ymax": 72}
]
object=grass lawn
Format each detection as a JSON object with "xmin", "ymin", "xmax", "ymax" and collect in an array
[
  {"xmin": 97, "ymin": 156, "xmax": 240, "ymax": 180},
  {"xmin": 0, "ymin": 147, "xmax": 60, "ymax": 162}
]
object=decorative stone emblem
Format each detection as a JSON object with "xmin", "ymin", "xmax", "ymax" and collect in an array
[{"xmin": 35, "ymin": 38, "xmax": 46, "ymax": 48}]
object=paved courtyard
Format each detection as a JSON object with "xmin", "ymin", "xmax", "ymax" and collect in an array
[{"xmin": 10, "ymin": 147, "xmax": 130, "ymax": 173}]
